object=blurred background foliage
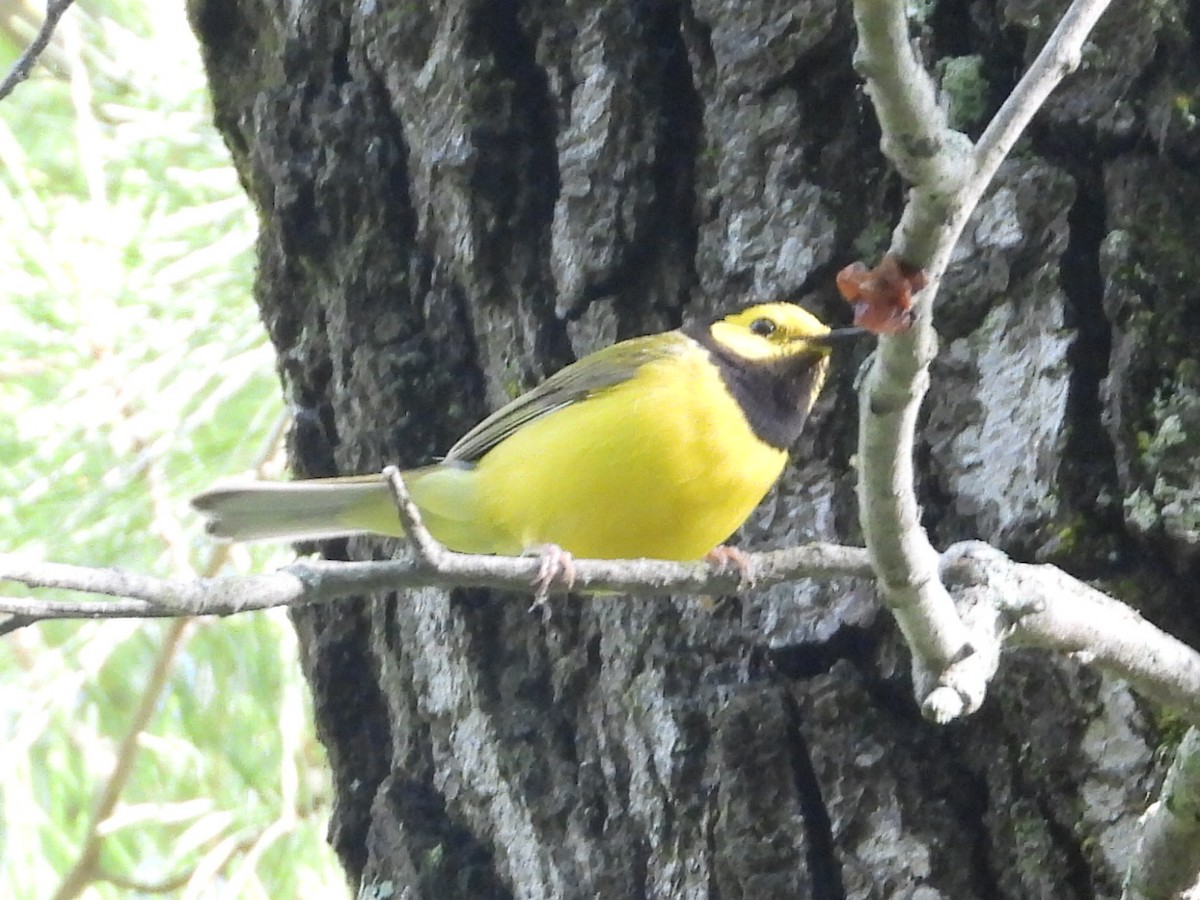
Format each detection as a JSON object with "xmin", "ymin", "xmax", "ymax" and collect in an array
[{"xmin": 0, "ymin": 1, "xmax": 347, "ymax": 896}]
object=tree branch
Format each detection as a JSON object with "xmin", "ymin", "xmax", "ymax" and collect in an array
[
  {"xmin": 849, "ymin": 0, "xmax": 1116, "ymax": 719},
  {"xmin": 851, "ymin": 0, "xmax": 976, "ymax": 716},
  {"xmin": 850, "ymin": 0, "xmax": 975, "ymax": 267},
  {"xmin": 0, "ymin": 543, "xmax": 875, "ymax": 622},
  {"xmin": 8, "ymin": 540, "xmax": 1200, "ymax": 733},
  {"xmin": 941, "ymin": 543, "xmax": 1200, "ymax": 724},
  {"xmin": 0, "ymin": 0, "xmax": 76, "ymax": 102}
]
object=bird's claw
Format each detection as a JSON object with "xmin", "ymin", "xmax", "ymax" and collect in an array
[
  {"xmin": 704, "ymin": 545, "xmax": 756, "ymax": 589},
  {"xmin": 528, "ymin": 544, "xmax": 576, "ymax": 618}
]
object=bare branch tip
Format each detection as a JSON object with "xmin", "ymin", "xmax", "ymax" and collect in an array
[
  {"xmin": 921, "ymin": 685, "xmax": 967, "ymax": 724},
  {"xmin": 0, "ymin": 0, "xmax": 78, "ymax": 103}
]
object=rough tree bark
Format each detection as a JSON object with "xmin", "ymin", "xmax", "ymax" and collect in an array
[{"xmin": 188, "ymin": 0, "xmax": 1200, "ymax": 896}]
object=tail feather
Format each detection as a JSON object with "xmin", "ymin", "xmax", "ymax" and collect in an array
[{"xmin": 191, "ymin": 475, "xmax": 398, "ymax": 542}]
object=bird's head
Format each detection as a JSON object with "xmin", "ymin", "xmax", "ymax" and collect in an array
[{"xmin": 708, "ymin": 302, "xmax": 864, "ymax": 362}]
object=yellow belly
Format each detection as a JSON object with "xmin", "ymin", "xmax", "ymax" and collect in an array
[{"xmin": 444, "ymin": 348, "xmax": 787, "ymax": 560}]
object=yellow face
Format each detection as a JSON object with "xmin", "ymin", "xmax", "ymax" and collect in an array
[{"xmin": 708, "ymin": 302, "xmax": 833, "ymax": 362}]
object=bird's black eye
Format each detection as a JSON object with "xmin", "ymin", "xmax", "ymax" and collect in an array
[{"xmin": 749, "ymin": 317, "xmax": 777, "ymax": 337}]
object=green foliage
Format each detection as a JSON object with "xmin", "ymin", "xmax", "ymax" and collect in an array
[
  {"xmin": 0, "ymin": 3, "xmax": 346, "ymax": 897},
  {"xmin": 1125, "ymin": 380, "xmax": 1200, "ymax": 542},
  {"xmin": 937, "ymin": 55, "xmax": 989, "ymax": 133}
]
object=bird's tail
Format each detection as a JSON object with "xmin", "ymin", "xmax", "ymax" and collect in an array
[
  {"xmin": 191, "ymin": 474, "xmax": 402, "ymax": 543},
  {"xmin": 192, "ymin": 466, "xmax": 489, "ymax": 550}
]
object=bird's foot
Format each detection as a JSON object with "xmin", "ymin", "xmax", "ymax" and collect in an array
[
  {"xmin": 527, "ymin": 543, "xmax": 576, "ymax": 618},
  {"xmin": 704, "ymin": 545, "xmax": 756, "ymax": 589}
]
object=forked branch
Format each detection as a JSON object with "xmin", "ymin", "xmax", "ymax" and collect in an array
[{"xmin": 849, "ymin": 0, "xmax": 1116, "ymax": 718}]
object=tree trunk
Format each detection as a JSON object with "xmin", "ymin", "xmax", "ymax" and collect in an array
[{"xmin": 188, "ymin": 0, "xmax": 1200, "ymax": 896}]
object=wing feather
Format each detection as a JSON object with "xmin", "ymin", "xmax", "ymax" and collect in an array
[{"xmin": 445, "ymin": 331, "xmax": 693, "ymax": 463}]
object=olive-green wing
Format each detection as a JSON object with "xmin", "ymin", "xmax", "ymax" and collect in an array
[{"xmin": 444, "ymin": 331, "xmax": 693, "ymax": 464}]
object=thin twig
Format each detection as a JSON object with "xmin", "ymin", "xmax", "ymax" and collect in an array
[
  {"xmin": 51, "ymin": 620, "xmax": 192, "ymax": 900},
  {"xmin": 0, "ymin": 609, "xmax": 40, "ymax": 636},
  {"xmin": 383, "ymin": 466, "xmax": 447, "ymax": 565},
  {"xmin": 95, "ymin": 866, "xmax": 194, "ymax": 894},
  {"xmin": 0, "ymin": 0, "xmax": 77, "ymax": 102},
  {"xmin": 974, "ymin": 0, "xmax": 1114, "ymax": 187}
]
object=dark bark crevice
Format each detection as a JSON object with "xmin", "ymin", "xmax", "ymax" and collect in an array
[
  {"xmin": 778, "ymin": 681, "xmax": 845, "ymax": 900},
  {"xmin": 291, "ymin": 599, "xmax": 393, "ymax": 882},
  {"xmin": 363, "ymin": 775, "xmax": 515, "ymax": 899}
]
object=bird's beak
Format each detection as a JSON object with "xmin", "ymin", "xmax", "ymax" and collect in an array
[{"xmin": 813, "ymin": 326, "xmax": 869, "ymax": 344}]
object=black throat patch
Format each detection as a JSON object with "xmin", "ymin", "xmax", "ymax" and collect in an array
[{"xmin": 684, "ymin": 322, "xmax": 828, "ymax": 451}]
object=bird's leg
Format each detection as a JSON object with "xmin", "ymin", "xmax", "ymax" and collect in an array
[
  {"xmin": 526, "ymin": 543, "xmax": 576, "ymax": 616},
  {"xmin": 704, "ymin": 544, "xmax": 756, "ymax": 589}
]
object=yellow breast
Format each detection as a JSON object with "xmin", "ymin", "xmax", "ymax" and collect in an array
[{"xmin": 469, "ymin": 342, "xmax": 787, "ymax": 560}]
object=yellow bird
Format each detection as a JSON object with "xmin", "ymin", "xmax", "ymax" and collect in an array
[{"xmin": 192, "ymin": 303, "xmax": 861, "ymax": 561}]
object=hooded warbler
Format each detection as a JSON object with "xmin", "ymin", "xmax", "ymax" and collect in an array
[{"xmin": 192, "ymin": 303, "xmax": 861, "ymax": 561}]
